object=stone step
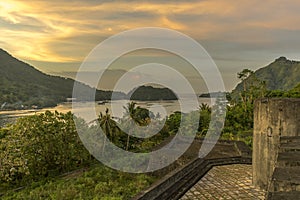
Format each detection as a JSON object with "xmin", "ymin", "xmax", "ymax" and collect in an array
[
  {"xmin": 272, "ymin": 167, "xmax": 300, "ymax": 192},
  {"xmin": 277, "ymin": 151, "xmax": 300, "ymax": 168},
  {"xmin": 280, "ymin": 142, "xmax": 300, "ymax": 152},
  {"xmin": 267, "ymin": 191, "xmax": 300, "ymax": 200},
  {"xmin": 280, "ymin": 136, "xmax": 300, "ymax": 144}
]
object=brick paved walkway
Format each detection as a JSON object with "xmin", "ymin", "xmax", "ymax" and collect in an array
[{"xmin": 181, "ymin": 164, "xmax": 266, "ymax": 200}]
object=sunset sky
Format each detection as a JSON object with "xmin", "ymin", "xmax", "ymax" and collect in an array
[{"xmin": 1, "ymin": 0, "xmax": 300, "ymax": 91}]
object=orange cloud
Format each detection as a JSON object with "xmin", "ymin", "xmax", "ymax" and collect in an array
[{"xmin": 0, "ymin": 0, "xmax": 300, "ymax": 63}]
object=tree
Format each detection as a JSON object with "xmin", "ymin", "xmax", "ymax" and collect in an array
[
  {"xmin": 122, "ymin": 102, "xmax": 137, "ymax": 151},
  {"xmin": 237, "ymin": 69, "xmax": 254, "ymax": 91},
  {"xmin": 0, "ymin": 111, "xmax": 91, "ymax": 184},
  {"xmin": 266, "ymin": 82, "xmax": 300, "ymax": 98},
  {"xmin": 198, "ymin": 103, "xmax": 211, "ymax": 136},
  {"xmin": 236, "ymin": 69, "xmax": 267, "ymax": 110},
  {"xmin": 165, "ymin": 111, "xmax": 182, "ymax": 134},
  {"xmin": 237, "ymin": 69, "xmax": 254, "ymax": 109},
  {"xmin": 97, "ymin": 108, "xmax": 121, "ymax": 153},
  {"xmin": 222, "ymin": 69, "xmax": 267, "ymax": 141},
  {"xmin": 121, "ymin": 102, "xmax": 156, "ymax": 150}
]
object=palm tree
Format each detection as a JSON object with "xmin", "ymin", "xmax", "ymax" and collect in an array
[
  {"xmin": 122, "ymin": 102, "xmax": 144, "ymax": 150},
  {"xmin": 122, "ymin": 101, "xmax": 155, "ymax": 150},
  {"xmin": 199, "ymin": 103, "xmax": 211, "ymax": 112},
  {"xmin": 98, "ymin": 108, "xmax": 120, "ymax": 153},
  {"xmin": 123, "ymin": 102, "xmax": 136, "ymax": 151},
  {"xmin": 198, "ymin": 103, "xmax": 211, "ymax": 136}
]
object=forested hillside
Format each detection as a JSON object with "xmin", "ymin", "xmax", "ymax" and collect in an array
[
  {"xmin": 233, "ymin": 57, "xmax": 300, "ymax": 93},
  {"xmin": 0, "ymin": 49, "xmax": 124, "ymax": 110}
]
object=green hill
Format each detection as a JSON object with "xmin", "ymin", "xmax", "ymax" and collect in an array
[
  {"xmin": 233, "ymin": 57, "xmax": 300, "ymax": 93},
  {"xmin": 0, "ymin": 49, "xmax": 125, "ymax": 110}
]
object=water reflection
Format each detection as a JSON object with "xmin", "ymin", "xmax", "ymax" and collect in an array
[{"xmin": 0, "ymin": 97, "xmax": 214, "ymax": 126}]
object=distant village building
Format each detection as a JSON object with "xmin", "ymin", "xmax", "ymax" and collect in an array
[
  {"xmin": 66, "ymin": 98, "xmax": 77, "ymax": 102},
  {"xmin": 31, "ymin": 105, "xmax": 38, "ymax": 109}
]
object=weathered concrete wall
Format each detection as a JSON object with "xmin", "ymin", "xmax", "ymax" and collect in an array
[{"xmin": 253, "ymin": 98, "xmax": 300, "ymax": 190}]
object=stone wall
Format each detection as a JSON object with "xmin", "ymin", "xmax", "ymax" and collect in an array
[{"xmin": 253, "ymin": 98, "xmax": 300, "ymax": 190}]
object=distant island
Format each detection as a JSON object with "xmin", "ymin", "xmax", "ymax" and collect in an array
[
  {"xmin": 127, "ymin": 85, "xmax": 178, "ymax": 101},
  {"xmin": 199, "ymin": 91, "xmax": 229, "ymax": 98}
]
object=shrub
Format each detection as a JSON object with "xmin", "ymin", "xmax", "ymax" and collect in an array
[{"xmin": 0, "ymin": 111, "xmax": 92, "ymax": 184}]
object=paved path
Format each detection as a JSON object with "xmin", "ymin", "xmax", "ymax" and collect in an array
[{"xmin": 180, "ymin": 164, "xmax": 266, "ymax": 200}]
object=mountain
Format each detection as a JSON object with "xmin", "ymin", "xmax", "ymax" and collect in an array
[
  {"xmin": 0, "ymin": 48, "xmax": 125, "ymax": 110},
  {"xmin": 233, "ymin": 57, "xmax": 300, "ymax": 93}
]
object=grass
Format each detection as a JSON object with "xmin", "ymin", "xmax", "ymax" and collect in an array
[{"xmin": 1, "ymin": 163, "xmax": 157, "ymax": 200}]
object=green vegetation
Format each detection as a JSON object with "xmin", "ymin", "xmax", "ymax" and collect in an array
[
  {"xmin": 222, "ymin": 69, "xmax": 300, "ymax": 147},
  {"xmin": 198, "ymin": 103, "xmax": 211, "ymax": 136},
  {"xmin": 0, "ymin": 111, "xmax": 92, "ymax": 185},
  {"xmin": 120, "ymin": 102, "xmax": 154, "ymax": 150},
  {"xmin": 0, "ymin": 105, "xmax": 195, "ymax": 198},
  {"xmin": 1, "ymin": 53, "xmax": 300, "ymax": 199},
  {"xmin": 193, "ymin": 68, "xmax": 299, "ymax": 147},
  {"xmin": 1, "ymin": 77, "xmax": 299, "ymax": 198},
  {"xmin": 0, "ymin": 111, "xmax": 159, "ymax": 199},
  {"xmin": 265, "ymin": 82, "xmax": 300, "ymax": 98},
  {"xmin": 1, "ymin": 164, "xmax": 156, "ymax": 200},
  {"xmin": 0, "ymin": 49, "xmax": 125, "ymax": 110},
  {"xmin": 221, "ymin": 69, "xmax": 267, "ymax": 146},
  {"xmin": 0, "ymin": 106, "xmax": 196, "ymax": 199},
  {"xmin": 232, "ymin": 57, "xmax": 300, "ymax": 97}
]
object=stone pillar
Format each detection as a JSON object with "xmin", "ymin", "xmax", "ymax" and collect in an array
[{"xmin": 253, "ymin": 98, "xmax": 300, "ymax": 190}]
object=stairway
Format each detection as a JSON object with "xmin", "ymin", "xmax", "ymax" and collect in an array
[{"xmin": 267, "ymin": 136, "xmax": 300, "ymax": 199}]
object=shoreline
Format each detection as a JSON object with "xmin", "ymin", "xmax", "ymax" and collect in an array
[{"xmin": 0, "ymin": 98, "xmax": 214, "ymax": 126}]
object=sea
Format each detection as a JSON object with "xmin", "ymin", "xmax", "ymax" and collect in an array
[{"xmin": 0, "ymin": 96, "xmax": 214, "ymax": 126}]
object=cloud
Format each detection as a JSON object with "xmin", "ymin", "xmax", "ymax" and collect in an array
[
  {"xmin": 1, "ymin": 0, "xmax": 300, "ymax": 62},
  {"xmin": 1, "ymin": 0, "xmax": 300, "ymax": 91}
]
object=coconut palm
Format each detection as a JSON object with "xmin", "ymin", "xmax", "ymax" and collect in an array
[
  {"xmin": 123, "ymin": 102, "xmax": 137, "ymax": 150},
  {"xmin": 198, "ymin": 103, "xmax": 211, "ymax": 136},
  {"xmin": 199, "ymin": 103, "xmax": 211, "ymax": 112},
  {"xmin": 98, "ymin": 108, "xmax": 120, "ymax": 153},
  {"xmin": 122, "ymin": 101, "xmax": 155, "ymax": 150}
]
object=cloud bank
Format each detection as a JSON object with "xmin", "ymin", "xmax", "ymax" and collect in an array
[{"xmin": 1, "ymin": 0, "xmax": 300, "ymax": 90}]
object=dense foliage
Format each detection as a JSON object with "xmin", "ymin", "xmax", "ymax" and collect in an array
[
  {"xmin": 265, "ymin": 82, "xmax": 300, "ymax": 98},
  {"xmin": 222, "ymin": 69, "xmax": 300, "ymax": 146},
  {"xmin": 1, "ymin": 164, "xmax": 156, "ymax": 200},
  {"xmin": 0, "ymin": 110, "xmax": 162, "ymax": 199},
  {"xmin": 0, "ymin": 111, "xmax": 92, "ymax": 185},
  {"xmin": 95, "ymin": 103, "xmax": 173, "ymax": 152}
]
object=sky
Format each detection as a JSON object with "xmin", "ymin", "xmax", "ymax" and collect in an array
[{"xmin": 1, "ymin": 0, "xmax": 300, "ymax": 92}]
